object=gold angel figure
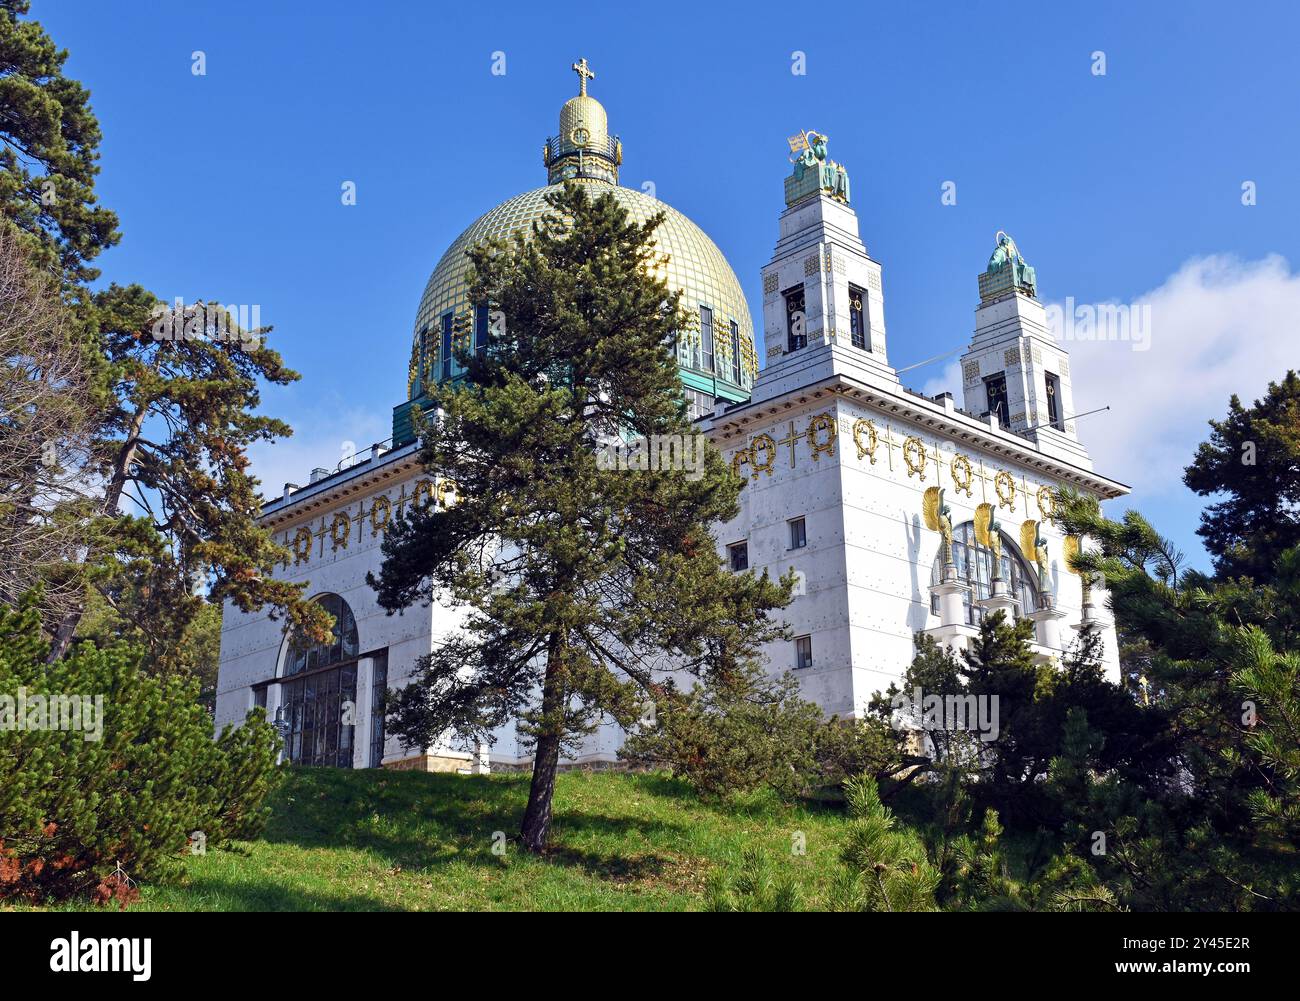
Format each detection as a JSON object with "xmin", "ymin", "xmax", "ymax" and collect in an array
[
  {"xmin": 1063, "ymin": 534, "xmax": 1094, "ymax": 606},
  {"xmin": 923, "ymin": 486, "xmax": 955, "ymax": 568},
  {"xmin": 975, "ymin": 502, "xmax": 1002, "ymax": 575},
  {"xmin": 1021, "ymin": 519, "xmax": 1050, "ymax": 588},
  {"xmin": 974, "ymin": 502, "xmax": 994, "ymax": 547}
]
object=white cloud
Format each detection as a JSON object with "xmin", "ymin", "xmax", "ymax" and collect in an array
[{"xmin": 1065, "ymin": 254, "xmax": 1300, "ymax": 495}]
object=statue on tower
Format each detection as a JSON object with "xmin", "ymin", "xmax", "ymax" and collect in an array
[
  {"xmin": 985, "ymin": 231, "xmax": 1037, "ymax": 297},
  {"xmin": 784, "ymin": 130, "xmax": 850, "ymax": 205}
]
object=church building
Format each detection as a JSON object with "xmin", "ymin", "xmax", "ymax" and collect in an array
[{"xmin": 214, "ymin": 62, "xmax": 1128, "ymax": 772}]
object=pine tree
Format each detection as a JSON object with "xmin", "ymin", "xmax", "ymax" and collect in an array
[
  {"xmin": 831, "ymin": 774, "xmax": 941, "ymax": 912},
  {"xmin": 45, "ymin": 286, "xmax": 333, "ymax": 663},
  {"xmin": 370, "ymin": 183, "xmax": 791, "ymax": 852},
  {"xmin": 1059, "ymin": 490, "xmax": 1300, "ymax": 909},
  {"xmin": 1184, "ymin": 370, "xmax": 1300, "ymax": 581},
  {"xmin": 0, "ymin": 592, "xmax": 281, "ymax": 904},
  {"xmin": 0, "ymin": 1, "xmax": 120, "ymax": 285}
]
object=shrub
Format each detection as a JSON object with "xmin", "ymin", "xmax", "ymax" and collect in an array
[
  {"xmin": 621, "ymin": 663, "xmax": 905, "ymax": 800},
  {"xmin": 0, "ymin": 593, "xmax": 280, "ymax": 904}
]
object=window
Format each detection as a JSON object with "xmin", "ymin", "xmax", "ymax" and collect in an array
[
  {"xmin": 728, "ymin": 542, "xmax": 749, "ymax": 572},
  {"xmin": 440, "ymin": 312, "xmax": 453, "ymax": 381},
  {"xmin": 475, "ymin": 303, "xmax": 490, "ymax": 354},
  {"xmin": 729, "ymin": 320, "xmax": 741, "ymax": 385},
  {"xmin": 699, "ymin": 306, "xmax": 714, "ymax": 372},
  {"xmin": 789, "ymin": 517, "xmax": 807, "ymax": 550},
  {"xmin": 280, "ymin": 593, "xmax": 362, "ymax": 769},
  {"xmin": 684, "ymin": 387, "xmax": 714, "ymax": 421},
  {"xmin": 416, "ymin": 324, "xmax": 429, "ymax": 392},
  {"xmin": 928, "ymin": 522, "xmax": 1040, "ymax": 624},
  {"xmin": 784, "ymin": 285, "xmax": 806, "ymax": 352},
  {"xmin": 795, "ymin": 635, "xmax": 813, "ymax": 670},
  {"xmin": 253, "ymin": 687, "xmax": 267, "ymax": 710},
  {"xmin": 369, "ymin": 651, "xmax": 388, "ymax": 768},
  {"xmin": 281, "ymin": 663, "xmax": 357, "ymax": 768},
  {"xmin": 285, "ymin": 593, "xmax": 358, "ymax": 675},
  {"xmin": 1045, "ymin": 372, "xmax": 1062, "ymax": 429},
  {"xmin": 849, "ymin": 284, "xmax": 867, "ymax": 349},
  {"xmin": 984, "ymin": 373, "xmax": 1010, "ymax": 429}
]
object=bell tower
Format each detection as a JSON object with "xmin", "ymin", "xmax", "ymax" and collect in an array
[
  {"xmin": 959, "ymin": 233, "xmax": 1092, "ymax": 469},
  {"xmin": 750, "ymin": 130, "xmax": 899, "ymax": 405}
]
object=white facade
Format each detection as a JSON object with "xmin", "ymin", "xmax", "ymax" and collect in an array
[{"xmin": 215, "ymin": 150, "xmax": 1127, "ymax": 772}]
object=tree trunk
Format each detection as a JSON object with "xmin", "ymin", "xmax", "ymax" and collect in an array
[
  {"xmin": 520, "ymin": 631, "xmax": 567, "ymax": 853},
  {"xmin": 46, "ymin": 405, "xmax": 147, "ymax": 662}
]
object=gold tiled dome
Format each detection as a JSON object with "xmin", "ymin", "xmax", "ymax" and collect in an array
[{"xmin": 407, "ymin": 61, "xmax": 756, "ymax": 404}]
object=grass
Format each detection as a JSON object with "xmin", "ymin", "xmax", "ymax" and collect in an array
[{"xmin": 41, "ymin": 767, "xmax": 852, "ymax": 911}]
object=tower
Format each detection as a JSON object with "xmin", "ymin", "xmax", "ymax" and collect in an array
[
  {"xmin": 959, "ymin": 233, "xmax": 1091, "ymax": 469},
  {"xmin": 752, "ymin": 130, "xmax": 900, "ymax": 405}
]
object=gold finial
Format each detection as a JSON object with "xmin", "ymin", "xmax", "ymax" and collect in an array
[{"xmin": 572, "ymin": 57, "xmax": 595, "ymax": 96}]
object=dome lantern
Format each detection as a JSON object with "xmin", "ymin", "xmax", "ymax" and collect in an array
[{"xmin": 543, "ymin": 57, "xmax": 622, "ymax": 185}]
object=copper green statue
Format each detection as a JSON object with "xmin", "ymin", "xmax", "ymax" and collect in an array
[
  {"xmin": 793, "ymin": 131, "xmax": 850, "ymax": 202},
  {"xmin": 987, "ymin": 231, "xmax": 1037, "ymax": 297}
]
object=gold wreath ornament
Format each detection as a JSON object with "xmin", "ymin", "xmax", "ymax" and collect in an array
[
  {"xmin": 292, "ymin": 526, "xmax": 313, "ymax": 565},
  {"xmin": 950, "ymin": 453, "xmax": 974, "ymax": 497},
  {"xmin": 330, "ymin": 512, "xmax": 351, "ymax": 551},
  {"xmin": 994, "ymin": 470, "xmax": 1016, "ymax": 511},
  {"xmin": 371, "ymin": 494, "xmax": 392, "ymax": 536},
  {"xmin": 1037, "ymin": 484, "xmax": 1058, "ymax": 523},
  {"xmin": 750, "ymin": 434, "xmax": 776, "ymax": 479},
  {"xmin": 903, "ymin": 436, "xmax": 927, "ymax": 480},
  {"xmin": 807, "ymin": 413, "xmax": 837, "ymax": 460},
  {"xmin": 852, "ymin": 418, "xmax": 879, "ymax": 463}
]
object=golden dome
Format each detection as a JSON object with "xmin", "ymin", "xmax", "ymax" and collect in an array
[{"xmin": 408, "ymin": 61, "xmax": 756, "ymax": 406}]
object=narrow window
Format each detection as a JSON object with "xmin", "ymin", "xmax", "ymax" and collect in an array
[
  {"xmin": 475, "ymin": 303, "xmax": 489, "ymax": 354},
  {"xmin": 784, "ymin": 285, "xmax": 806, "ymax": 352},
  {"xmin": 369, "ymin": 651, "xmax": 388, "ymax": 768},
  {"xmin": 789, "ymin": 517, "xmax": 807, "ymax": 550},
  {"xmin": 416, "ymin": 324, "xmax": 429, "ymax": 392},
  {"xmin": 729, "ymin": 320, "xmax": 741, "ymax": 385},
  {"xmin": 728, "ymin": 542, "xmax": 749, "ymax": 572},
  {"xmin": 699, "ymin": 306, "xmax": 714, "ymax": 372},
  {"xmin": 848, "ymin": 284, "xmax": 866, "ymax": 349},
  {"xmin": 1045, "ymin": 372, "xmax": 1062, "ymax": 429},
  {"xmin": 984, "ymin": 373, "xmax": 1009, "ymax": 429},
  {"xmin": 440, "ymin": 312, "xmax": 453, "ymax": 381},
  {"xmin": 795, "ymin": 635, "xmax": 813, "ymax": 670}
]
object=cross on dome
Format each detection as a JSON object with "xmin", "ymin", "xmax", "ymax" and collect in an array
[{"xmin": 572, "ymin": 57, "xmax": 595, "ymax": 96}]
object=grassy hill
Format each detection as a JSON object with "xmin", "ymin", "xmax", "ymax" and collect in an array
[{"xmin": 77, "ymin": 767, "xmax": 851, "ymax": 911}]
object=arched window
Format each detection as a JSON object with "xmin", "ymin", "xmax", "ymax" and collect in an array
[
  {"xmin": 284, "ymin": 593, "xmax": 358, "ymax": 676},
  {"xmin": 929, "ymin": 521, "xmax": 1039, "ymax": 625},
  {"xmin": 279, "ymin": 594, "xmax": 360, "ymax": 768}
]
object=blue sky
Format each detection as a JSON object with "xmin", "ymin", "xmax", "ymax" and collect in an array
[{"xmin": 35, "ymin": 0, "xmax": 1300, "ymax": 571}]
